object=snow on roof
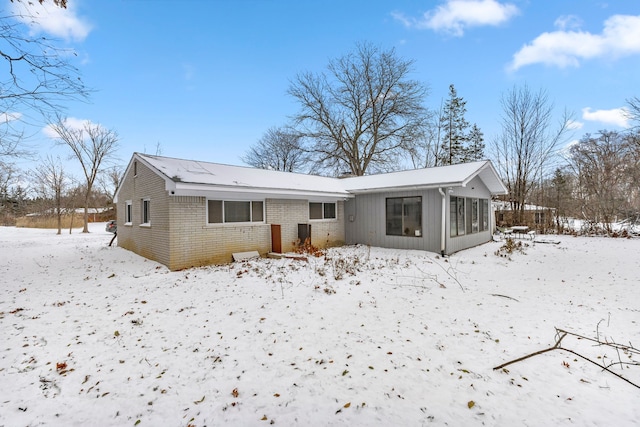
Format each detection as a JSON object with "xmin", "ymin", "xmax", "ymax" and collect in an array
[
  {"xmin": 135, "ymin": 154, "xmax": 508, "ymax": 198},
  {"xmin": 137, "ymin": 153, "xmax": 351, "ymax": 198},
  {"xmin": 340, "ymin": 160, "xmax": 508, "ymax": 195}
]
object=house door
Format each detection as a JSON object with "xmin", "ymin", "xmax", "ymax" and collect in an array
[{"xmin": 271, "ymin": 224, "xmax": 282, "ymax": 253}]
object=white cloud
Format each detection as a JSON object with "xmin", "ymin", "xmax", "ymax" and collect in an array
[
  {"xmin": 10, "ymin": 1, "xmax": 92, "ymax": 42},
  {"xmin": 582, "ymin": 107, "xmax": 630, "ymax": 128},
  {"xmin": 566, "ymin": 119, "xmax": 584, "ymax": 130},
  {"xmin": 392, "ymin": 0, "xmax": 519, "ymax": 37},
  {"xmin": 0, "ymin": 112, "xmax": 23, "ymax": 123},
  {"xmin": 510, "ymin": 14, "xmax": 640, "ymax": 70},
  {"xmin": 554, "ymin": 15, "xmax": 583, "ymax": 31},
  {"xmin": 43, "ymin": 117, "xmax": 95, "ymax": 139}
]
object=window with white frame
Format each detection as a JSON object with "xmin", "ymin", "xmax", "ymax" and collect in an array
[
  {"xmin": 450, "ymin": 196, "xmax": 465, "ymax": 237},
  {"xmin": 207, "ymin": 200, "xmax": 264, "ymax": 224},
  {"xmin": 125, "ymin": 200, "xmax": 132, "ymax": 224},
  {"xmin": 141, "ymin": 198, "xmax": 150, "ymax": 225},
  {"xmin": 451, "ymin": 196, "xmax": 489, "ymax": 237},
  {"xmin": 480, "ymin": 199, "xmax": 489, "ymax": 231},
  {"xmin": 309, "ymin": 202, "xmax": 336, "ymax": 220}
]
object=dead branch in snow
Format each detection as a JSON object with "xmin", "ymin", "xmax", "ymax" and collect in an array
[
  {"xmin": 490, "ymin": 293, "xmax": 519, "ymax": 302},
  {"xmin": 425, "ymin": 257, "xmax": 466, "ymax": 292},
  {"xmin": 494, "ymin": 327, "xmax": 640, "ymax": 390}
]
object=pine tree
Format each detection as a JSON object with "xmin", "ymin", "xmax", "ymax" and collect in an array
[
  {"xmin": 464, "ymin": 123, "xmax": 485, "ymax": 161},
  {"xmin": 439, "ymin": 84, "xmax": 470, "ymax": 165}
]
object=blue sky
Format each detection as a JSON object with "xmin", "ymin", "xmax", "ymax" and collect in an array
[{"xmin": 9, "ymin": 0, "xmax": 640, "ymax": 175}]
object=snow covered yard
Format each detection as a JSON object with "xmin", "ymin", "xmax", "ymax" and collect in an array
[{"xmin": 1, "ymin": 224, "xmax": 639, "ymax": 426}]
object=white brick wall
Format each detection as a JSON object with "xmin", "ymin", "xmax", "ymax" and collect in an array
[{"xmin": 118, "ymin": 161, "xmax": 346, "ymax": 270}]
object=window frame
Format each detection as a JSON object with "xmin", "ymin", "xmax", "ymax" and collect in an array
[
  {"xmin": 309, "ymin": 202, "xmax": 337, "ymax": 221},
  {"xmin": 451, "ymin": 196, "xmax": 489, "ymax": 237},
  {"xmin": 207, "ymin": 199, "xmax": 264, "ymax": 224},
  {"xmin": 141, "ymin": 198, "xmax": 151, "ymax": 226},
  {"xmin": 385, "ymin": 196, "xmax": 422, "ymax": 237},
  {"xmin": 124, "ymin": 200, "xmax": 132, "ymax": 225}
]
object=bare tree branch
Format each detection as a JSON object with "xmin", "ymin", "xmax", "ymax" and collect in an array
[
  {"xmin": 0, "ymin": 6, "xmax": 89, "ymax": 161},
  {"xmin": 49, "ymin": 115, "xmax": 118, "ymax": 233},
  {"xmin": 289, "ymin": 42, "xmax": 429, "ymax": 176},
  {"xmin": 491, "ymin": 84, "xmax": 573, "ymax": 224}
]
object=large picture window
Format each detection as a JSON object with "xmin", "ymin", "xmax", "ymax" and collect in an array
[
  {"xmin": 386, "ymin": 197, "xmax": 422, "ymax": 237},
  {"xmin": 208, "ymin": 200, "xmax": 264, "ymax": 224},
  {"xmin": 309, "ymin": 202, "xmax": 336, "ymax": 220},
  {"xmin": 451, "ymin": 197, "xmax": 489, "ymax": 237}
]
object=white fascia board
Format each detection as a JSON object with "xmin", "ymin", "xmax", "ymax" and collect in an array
[
  {"xmin": 471, "ymin": 162, "xmax": 508, "ymax": 195},
  {"xmin": 346, "ymin": 182, "xmax": 464, "ymax": 194},
  {"xmin": 169, "ymin": 182, "xmax": 353, "ymax": 201}
]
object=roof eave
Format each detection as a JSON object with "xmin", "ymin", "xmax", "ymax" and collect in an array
[
  {"xmin": 346, "ymin": 182, "xmax": 465, "ymax": 194},
  {"xmin": 171, "ymin": 182, "xmax": 353, "ymax": 200}
]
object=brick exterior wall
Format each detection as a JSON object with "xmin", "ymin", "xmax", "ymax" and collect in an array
[
  {"xmin": 117, "ymin": 159, "xmax": 346, "ymax": 270},
  {"xmin": 266, "ymin": 199, "xmax": 345, "ymax": 252},
  {"xmin": 117, "ymin": 159, "xmax": 171, "ymax": 267},
  {"xmin": 168, "ymin": 195, "xmax": 271, "ymax": 269}
]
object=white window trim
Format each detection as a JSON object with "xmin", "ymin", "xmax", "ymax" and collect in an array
[
  {"xmin": 141, "ymin": 198, "xmax": 151, "ymax": 226},
  {"xmin": 451, "ymin": 196, "xmax": 489, "ymax": 237},
  {"xmin": 206, "ymin": 199, "xmax": 265, "ymax": 225},
  {"xmin": 124, "ymin": 200, "xmax": 133, "ymax": 225}
]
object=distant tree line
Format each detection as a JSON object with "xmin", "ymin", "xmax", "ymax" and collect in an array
[{"xmin": 532, "ymin": 124, "xmax": 640, "ymax": 234}]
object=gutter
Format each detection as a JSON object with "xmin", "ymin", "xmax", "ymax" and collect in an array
[{"xmin": 438, "ymin": 187, "xmax": 446, "ymax": 256}]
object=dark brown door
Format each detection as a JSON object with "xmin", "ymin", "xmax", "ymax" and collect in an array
[{"xmin": 271, "ymin": 224, "xmax": 282, "ymax": 253}]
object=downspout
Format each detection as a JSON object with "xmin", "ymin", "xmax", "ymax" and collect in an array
[{"xmin": 438, "ymin": 187, "xmax": 446, "ymax": 256}]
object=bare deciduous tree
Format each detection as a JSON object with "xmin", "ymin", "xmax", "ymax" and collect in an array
[
  {"xmin": 0, "ymin": 3, "xmax": 88, "ymax": 161},
  {"xmin": 10, "ymin": 0, "xmax": 68, "ymax": 7},
  {"xmin": 626, "ymin": 96, "xmax": 640, "ymax": 129},
  {"xmin": 289, "ymin": 42, "xmax": 429, "ymax": 176},
  {"xmin": 492, "ymin": 84, "xmax": 572, "ymax": 224},
  {"xmin": 408, "ymin": 102, "xmax": 442, "ymax": 169},
  {"xmin": 242, "ymin": 126, "xmax": 308, "ymax": 172},
  {"xmin": 568, "ymin": 131, "xmax": 638, "ymax": 233},
  {"xmin": 97, "ymin": 165, "xmax": 123, "ymax": 206},
  {"xmin": 32, "ymin": 155, "xmax": 66, "ymax": 234},
  {"xmin": 49, "ymin": 116, "xmax": 119, "ymax": 233}
]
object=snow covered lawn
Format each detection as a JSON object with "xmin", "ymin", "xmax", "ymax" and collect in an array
[{"xmin": 1, "ymin": 224, "xmax": 639, "ymax": 426}]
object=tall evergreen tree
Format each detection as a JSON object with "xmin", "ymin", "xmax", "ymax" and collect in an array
[
  {"xmin": 439, "ymin": 84, "xmax": 469, "ymax": 165},
  {"xmin": 464, "ymin": 123, "xmax": 485, "ymax": 162}
]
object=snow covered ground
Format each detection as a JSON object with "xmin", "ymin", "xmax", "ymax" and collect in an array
[{"xmin": 1, "ymin": 223, "xmax": 639, "ymax": 426}]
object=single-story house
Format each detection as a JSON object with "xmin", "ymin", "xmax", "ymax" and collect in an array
[
  {"xmin": 494, "ymin": 201, "xmax": 556, "ymax": 231},
  {"xmin": 114, "ymin": 153, "xmax": 508, "ymax": 270}
]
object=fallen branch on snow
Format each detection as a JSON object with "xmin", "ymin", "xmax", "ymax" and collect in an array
[{"xmin": 493, "ymin": 327, "xmax": 640, "ymax": 390}]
